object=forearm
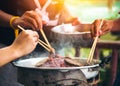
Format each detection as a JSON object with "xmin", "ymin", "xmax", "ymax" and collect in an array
[
  {"xmin": 111, "ymin": 18, "xmax": 120, "ymax": 32},
  {"xmin": 0, "ymin": 45, "xmax": 19, "ymax": 67},
  {"xmin": 0, "ymin": 10, "xmax": 13, "ymax": 27}
]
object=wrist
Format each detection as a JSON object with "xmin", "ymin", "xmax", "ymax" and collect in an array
[
  {"xmin": 10, "ymin": 16, "xmax": 20, "ymax": 30},
  {"xmin": 10, "ymin": 44, "xmax": 21, "ymax": 59},
  {"xmin": 77, "ymin": 24, "xmax": 92, "ymax": 32},
  {"xmin": 10, "ymin": 16, "xmax": 20, "ymax": 37},
  {"xmin": 0, "ymin": 45, "xmax": 19, "ymax": 67}
]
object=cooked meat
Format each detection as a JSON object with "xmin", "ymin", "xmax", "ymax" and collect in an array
[
  {"xmin": 35, "ymin": 54, "xmax": 66, "ymax": 67},
  {"xmin": 35, "ymin": 54, "xmax": 100, "ymax": 67}
]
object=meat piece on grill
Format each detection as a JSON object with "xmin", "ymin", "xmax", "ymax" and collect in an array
[
  {"xmin": 35, "ymin": 54, "xmax": 100, "ymax": 67},
  {"xmin": 35, "ymin": 54, "xmax": 83, "ymax": 67}
]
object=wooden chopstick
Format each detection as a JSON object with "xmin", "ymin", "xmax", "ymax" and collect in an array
[
  {"xmin": 33, "ymin": 0, "xmax": 51, "ymax": 12},
  {"xmin": 87, "ymin": 36, "xmax": 98, "ymax": 63},
  {"xmin": 18, "ymin": 25, "xmax": 50, "ymax": 48},
  {"xmin": 40, "ymin": 29, "xmax": 51, "ymax": 48},
  {"xmin": 41, "ymin": 0, "xmax": 51, "ymax": 11},
  {"xmin": 39, "ymin": 29, "xmax": 56, "ymax": 54},
  {"xmin": 33, "ymin": 0, "xmax": 41, "ymax": 9},
  {"xmin": 17, "ymin": 25, "xmax": 51, "ymax": 52},
  {"xmin": 33, "ymin": 0, "xmax": 53, "ymax": 52},
  {"xmin": 33, "ymin": 0, "xmax": 51, "ymax": 47},
  {"xmin": 17, "ymin": 25, "xmax": 25, "ymax": 31},
  {"xmin": 87, "ymin": 19, "xmax": 103, "ymax": 63},
  {"xmin": 38, "ymin": 41, "xmax": 50, "ymax": 52},
  {"xmin": 38, "ymin": 39, "xmax": 50, "ymax": 48}
]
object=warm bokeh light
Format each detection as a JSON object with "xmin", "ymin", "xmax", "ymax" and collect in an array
[{"xmin": 65, "ymin": 0, "xmax": 120, "ymax": 23}]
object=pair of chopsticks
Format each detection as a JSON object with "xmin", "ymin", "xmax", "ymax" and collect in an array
[
  {"xmin": 33, "ymin": 0, "xmax": 55, "ymax": 54},
  {"xmin": 33, "ymin": 0, "xmax": 51, "ymax": 11},
  {"xmin": 17, "ymin": 25, "xmax": 54, "ymax": 53},
  {"xmin": 87, "ymin": 19, "xmax": 103, "ymax": 63},
  {"xmin": 39, "ymin": 28, "xmax": 55, "ymax": 54}
]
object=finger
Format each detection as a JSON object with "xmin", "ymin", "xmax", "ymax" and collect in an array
[
  {"xmin": 21, "ymin": 15, "xmax": 38, "ymax": 30},
  {"xmin": 18, "ymin": 21, "xmax": 36, "ymax": 30},
  {"xmin": 91, "ymin": 24, "xmax": 96, "ymax": 37},
  {"xmin": 33, "ymin": 31, "xmax": 39, "ymax": 39},
  {"xmin": 28, "ymin": 10, "xmax": 43, "ymax": 30},
  {"xmin": 24, "ymin": 30, "xmax": 39, "ymax": 43},
  {"xmin": 30, "ymin": 31, "xmax": 39, "ymax": 42},
  {"xmin": 26, "ymin": 11, "xmax": 42, "ymax": 30},
  {"xmin": 94, "ymin": 19, "xmax": 103, "ymax": 36},
  {"xmin": 91, "ymin": 19, "xmax": 100, "ymax": 37},
  {"xmin": 35, "ymin": 9, "xmax": 45, "ymax": 29},
  {"xmin": 72, "ymin": 18, "xmax": 81, "ymax": 25}
]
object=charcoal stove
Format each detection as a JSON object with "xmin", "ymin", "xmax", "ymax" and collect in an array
[
  {"xmin": 13, "ymin": 57, "xmax": 102, "ymax": 86},
  {"xmin": 17, "ymin": 68, "xmax": 89, "ymax": 86}
]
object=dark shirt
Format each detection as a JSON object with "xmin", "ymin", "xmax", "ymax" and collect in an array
[
  {"xmin": 0, "ymin": 0, "xmax": 17, "ymax": 45},
  {"xmin": 0, "ymin": 27, "xmax": 15, "ymax": 45},
  {"xmin": 0, "ymin": 63, "xmax": 23, "ymax": 86}
]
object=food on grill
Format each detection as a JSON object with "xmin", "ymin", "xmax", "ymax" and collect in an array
[
  {"xmin": 35, "ymin": 54, "xmax": 65, "ymax": 67},
  {"xmin": 35, "ymin": 54, "xmax": 99, "ymax": 67}
]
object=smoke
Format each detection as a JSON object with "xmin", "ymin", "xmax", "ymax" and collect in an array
[
  {"xmin": 50, "ymin": 29, "xmax": 93, "ymax": 50},
  {"xmin": 15, "ymin": 24, "xmax": 93, "ymax": 62},
  {"xmin": 48, "ymin": 24, "xmax": 93, "ymax": 57}
]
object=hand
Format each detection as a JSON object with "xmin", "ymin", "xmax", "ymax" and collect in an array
[
  {"xmin": 65, "ymin": 17, "xmax": 81, "ymax": 25},
  {"xmin": 12, "ymin": 11, "xmax": 43, "ymax": 30},
  {"xmin": 35, "ymin": 8, "xmax": 49, "ymax": 24},
  {"xmin": 91, "ymin": 19, "xmax": 113, "ymax": 37},
  {"xmin": 11, "ymin": 30, "xmax": 39, "ymax": 57}
]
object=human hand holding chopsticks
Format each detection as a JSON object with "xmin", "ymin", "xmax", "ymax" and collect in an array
[
  {"xmin": 91, "ymin": 19, "xmax": 112, "ymax": 37},
  {"xmin": 17, "ymin": 25, "xmax": 55, "ymax": 55},
  {"xmin": 0, "ymin": 28, "xmax": 39, "ymax": 67},
  {"xmin": 33, "ymin": 0, "xmax": 55, "ymax": 54},
  {"xmin": 10, "ymin": 10, "xmax": 45, "ymax": 31},
  {"xmin": 87, "ymin": 19, "xmax": 103, "ymax": 63}
]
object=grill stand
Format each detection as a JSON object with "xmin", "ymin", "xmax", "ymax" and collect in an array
[{"xmin": 17, "ymin": 68, "xmax": 90, "ymax": 86}]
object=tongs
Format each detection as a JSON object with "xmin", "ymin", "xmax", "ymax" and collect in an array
[{"xmin": 17, "ymin": 25, "xmax": 55, "ymax": 55}]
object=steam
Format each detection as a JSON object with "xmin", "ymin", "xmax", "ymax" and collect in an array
[
  {"xmin": 50, "ymin": 24, "xmax": 92, "ymax": 48},
  {"xmin": 15, "ymin": 24, "xmax": 93, "ymax": 62},
  {"xmin": 49, "ymin": 24, "xmax": 93, "ymax": 57}
]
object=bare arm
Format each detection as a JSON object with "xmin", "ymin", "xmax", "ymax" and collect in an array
[
  {"xmin": 88, "ymin": 18, "xmax": 120, "ymax": 37},
  {"xmin": 111, "ymin": 18, "xmax": 120, "ymax": 32},
  {"xmin": 0, "ymin": 30, "xmax": 39, "ymax": 67},
  {"xmin": 0, "ymin": 45, "xmax": 19, "ymax": 66},
  {"xmin": 0, "ymin": 10, "xmax": 13, "ymax": 27},
  {"xmin": 0, "ymin": 10, "xmax": 43, "ymax": 30}
]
